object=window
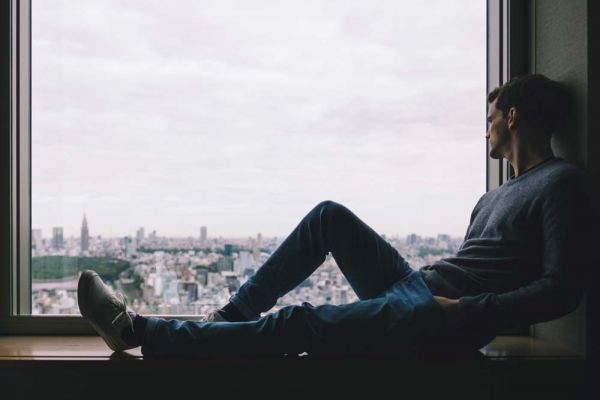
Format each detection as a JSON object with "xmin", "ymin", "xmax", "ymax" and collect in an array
[{"xmin": 3, "ymin": 0, "xmax": 507, "ymax": 334}]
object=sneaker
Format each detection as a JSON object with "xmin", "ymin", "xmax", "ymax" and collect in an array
[
  {"xmin": 77, "ymin": 270, "xmax": 136, "ymax": 352},
  {"xmin": 200, "ymin": 310, "xmax": 227, "ymax": 322}
]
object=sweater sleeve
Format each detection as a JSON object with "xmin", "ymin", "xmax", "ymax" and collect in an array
[{"xmin": 457, "ymin": 174, "xmax": 592, "ymax": 332}]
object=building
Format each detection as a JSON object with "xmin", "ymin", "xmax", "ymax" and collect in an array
[
  {"xmin": 235, "ymin": 250, "xmax": 253, "ymax": 274},
  {"xmin": 436, "ymin": 233, "xmax": 451, "ymax": 249},
  {"xmin": 406, "ymin": 233, "xmax": 421, "ymax": 246},
  {"xmin": 217, "ymin": 255, "xmax": 233, "ymax": 272},
  {"xmin": 122, "ymin": 236, "xmax": 136, "ymax": 257},
  {"xmin": 136, "ymin": 227, "xmax": 145, "ymax": 246},
  {"xmin": 51, "ymin": 227, "xmax": 64, "ymax": 250},
  {"xmin": 31, "ymin": 229, "xmax": 43, "ymax": 252},
  {"xmin": 80, "ymin": 214, "xmax": 89, "ymax": 253},
  {"xmin": 200, "ymin": 226, "xmax": 207, "ymax": 243}
]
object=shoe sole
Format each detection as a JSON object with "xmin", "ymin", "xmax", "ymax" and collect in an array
[{"xmin": 77, "ymin": 270, "xmax": 123, "ymax": 352}]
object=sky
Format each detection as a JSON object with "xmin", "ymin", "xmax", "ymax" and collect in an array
[{"xmin": 31, "ymin": 0, "xmax": 486, "ymax": 239}]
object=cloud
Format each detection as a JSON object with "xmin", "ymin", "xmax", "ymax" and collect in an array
[{"xmin": 31, "ymin": 0, "xmax": 486, "ymax": 238}]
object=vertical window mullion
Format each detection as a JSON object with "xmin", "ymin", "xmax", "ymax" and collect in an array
[
  {"xmin": 486, "ymin": 0, "xmax": 503, "ymax": 191},
  {"xmin": 16, "ymin": 0, "xmax": 31, "ymax": 315},
  {"xmin": 8, "ymin": 0, "xmax": 18, "ymax": 316}
]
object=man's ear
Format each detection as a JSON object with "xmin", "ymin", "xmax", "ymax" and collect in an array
[{"xmin": 507, "ymin": 107, "xmax": 519, "ymax": 130}]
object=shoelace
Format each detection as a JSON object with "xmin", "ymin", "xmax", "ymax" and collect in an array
[{"xmin": 110, "ymin": 292, "xmax": 134, "ymax": 331}]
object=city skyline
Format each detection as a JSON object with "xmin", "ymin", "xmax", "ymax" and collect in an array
[
  {"xmin": 31, "ymin": 215, "xmax": 462, "ymax": 316},
  {"xmin": 31, "ymin": 211, "xmax": 463, "ymax": 316},
  {"xmin": 31, "ymin": 0, "xmax": 486, "ymax": 238},
  {"xmin": 32, "ymin": 213, "xmax": 462, "ymax": 241}
]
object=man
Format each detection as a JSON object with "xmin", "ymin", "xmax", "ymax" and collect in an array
[{"xmin": 78, "ymin": 74, "xmax": 593, "ymax": 358}]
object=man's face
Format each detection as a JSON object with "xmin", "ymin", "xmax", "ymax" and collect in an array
[{"xmin": 486, "ymin": 99, "xmax": 511, "ymax": 159}]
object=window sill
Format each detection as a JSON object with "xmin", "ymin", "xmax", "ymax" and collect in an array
[
  {"xmin": 0, "ymin": 336, "xmax": 142, "ymax": 361},
  {"xmin": 0, "ymin": 335, "xmax": 583, "ymax": 361},
  {"xmin": 0, "ymin": 335, "xmax": 586, "ymax": 398}
]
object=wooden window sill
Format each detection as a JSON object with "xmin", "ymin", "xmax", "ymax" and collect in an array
[
  {"xmin": 0, "ymin": 335, "xmax": 586, "ymax": 399},
  {"xmin": 0, "ymin": 335, "xmax": 583, "ymax": 361}
]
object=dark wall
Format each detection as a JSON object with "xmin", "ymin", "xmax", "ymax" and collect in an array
[
  {"xmin": 535, "ymin": 0, "xmax": 587, "ymax": 165},
  {"xmin": 586, "ymin": 0, "xmax": 600, "ymax": 378},
  {"xmin": 530, "ymin": 0, "xmax": 599, "ymax": 361}
]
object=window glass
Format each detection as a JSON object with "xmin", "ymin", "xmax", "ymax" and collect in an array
[{"xmin": 31, "ymin": 0, "xmax": 485, "ymax": 315}]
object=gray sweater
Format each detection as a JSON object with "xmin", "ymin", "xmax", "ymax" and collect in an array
[{"xmin": 419, "ymin": 157, "xmax": 596, "ymax": 332}]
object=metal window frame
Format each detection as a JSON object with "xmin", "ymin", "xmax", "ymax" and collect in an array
[
  {"xmin": 0, "ymin": 0, "xmax": 214, "ymax": 334},
  {"xmin": 2, "ymin": 0, "xmax": 516, "ymax": 335},
  {"xmin": 487, "ymin": 0, "xmax": 534, "ymax": 336},
  {"xmin": 487, "ymin": 0, "xmax": 531, "ymax": 190},
  {"xmin": 0, "ymin": 0, "xmax": 93, "ymax": 334}
]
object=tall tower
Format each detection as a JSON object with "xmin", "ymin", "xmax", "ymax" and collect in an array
[
  {"xmin": 200, "ymin": 226, "xmax": 207, "ymax": 243},
  {"xmin": 136, "ymin": 227, "xmax": 145, "ymax": 246},
  {"xmin": 81, "ymin": 214, "xmax": 89, "ymax": 253},
  {"xmin": 256, "ymin": 232, "xmax": 262, "ymax": 248},
  {"xmin": 52, "ymin": 227, "xmax": 64, "ymax": 250},
  {"xmin": 253, "ymin": 232, "xmax": 262, "ymax": 263}
]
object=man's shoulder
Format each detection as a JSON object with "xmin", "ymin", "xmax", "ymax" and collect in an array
[
  {"xmin": 540, "ymin": 158, "xmax": 588, "ymax": 191},
  {"xmin": 544, "ymin": 157, "xmax": 585, "ymax": 178},
  {"xmin": 538, "ymin": 159, "xmax": 596, "ymax": 216},
  {"xmin": 478, "ymin": 158, "xmax": 589, "ymax": 204},
  {"xmin": 513, "ymin": 157, "xmax": 587, "ymax": 194}
]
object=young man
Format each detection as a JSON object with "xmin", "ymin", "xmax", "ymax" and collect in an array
[{"xmin": 78, "ymin": 74, "xmax": 593, "ymax": 358}]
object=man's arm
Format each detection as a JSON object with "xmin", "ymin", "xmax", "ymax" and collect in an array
[
  {"xmin": 456, "ymin": 275, "xmax": 584, "ymax": 331},
  {"xmin": 454, "ymin": 174, "xmax": 592, "ymax": 332}
]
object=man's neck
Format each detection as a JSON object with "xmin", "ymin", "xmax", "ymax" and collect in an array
[{"xmin": 507, "ymin": 141, "xmax": 554, "ymax": 177}]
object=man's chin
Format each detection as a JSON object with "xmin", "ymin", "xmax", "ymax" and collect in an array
[{"xmin": 488, "ymin": 149, "xmax": 503, "ymax": 159}]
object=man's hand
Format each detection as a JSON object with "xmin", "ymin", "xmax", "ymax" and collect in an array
[{"xmin": 433, "ymin": 295, "xmax": 466, "ymax": 328}]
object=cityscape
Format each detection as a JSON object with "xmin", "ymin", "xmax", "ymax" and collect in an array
[{"xmin": 31, "ymin": 215, "xmax": 464, "ymax": 316}]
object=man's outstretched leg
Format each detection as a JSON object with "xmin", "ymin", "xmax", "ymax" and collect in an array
[
  {"xmin": 220, "ymin": 200, "xmax": 413, "ymax": 322},
  {"xmin": 78, "ymin": 268, "xmax": 447, "ymax": 357}
]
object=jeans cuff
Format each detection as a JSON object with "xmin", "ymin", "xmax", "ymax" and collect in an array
[{"xmin": 140, "ymin": 316, "xmax": 160, "ymax": 355}]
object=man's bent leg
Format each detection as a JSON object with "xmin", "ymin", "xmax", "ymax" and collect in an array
[
  {"xmin": 141, "ymin": 271, "xmax": 445, "ymax": 358},
  {"xmin": 229, "ymin": 200, "xmax": 413, "ymax": 320}
]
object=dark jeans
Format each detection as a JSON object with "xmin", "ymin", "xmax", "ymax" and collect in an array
[{"xmin": 140, "ymin": 200, "xmax": 483, "ymax": 358}]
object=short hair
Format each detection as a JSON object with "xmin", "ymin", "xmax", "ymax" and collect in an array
[{"xmin": 487, "ymin": 74, "xmax": 570, "ymax": 136}]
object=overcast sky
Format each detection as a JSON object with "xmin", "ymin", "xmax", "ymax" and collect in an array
[{"xmin": 31, "ymin": 0, "xmax": 486, "ymax": 239}]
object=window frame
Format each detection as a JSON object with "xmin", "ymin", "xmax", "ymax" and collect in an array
[
  {"xmin": 1, "ymin": 0, "xmax": 521, "ymax": 335},
  {"xmin": 487, "ymin": 0, "xmax": 533, "ymax": 337}
]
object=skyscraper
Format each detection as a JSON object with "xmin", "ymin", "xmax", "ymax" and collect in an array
[
  {"xmin": 52, "ymin": 227, "xmax": 64, "ymax": 250},
  {"xmin": 81, "ymin": 214, "xmax": 89, "ymax": 253},
  {"xmin": 136, "ymin": 227, "xmax": 145, "ymax": 246},
  {"xmin": 253, "ymin": 232, "xmax": 262, "ymax": 263},
  {"xmin": 406, "ymin": 233, "xmax": 421, "ymax": 246},
  {"xmin": 200, "ymin": 226, "xmax": 207, "ymax": 243}
]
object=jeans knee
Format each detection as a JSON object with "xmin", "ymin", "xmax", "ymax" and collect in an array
[
  {"xmin": 316, "ymin": 200, "xmax": 346, "ymax": 218},
  {"xmin": 316, "ymin": 199, "xmax": 336, "ymax": 210}
]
